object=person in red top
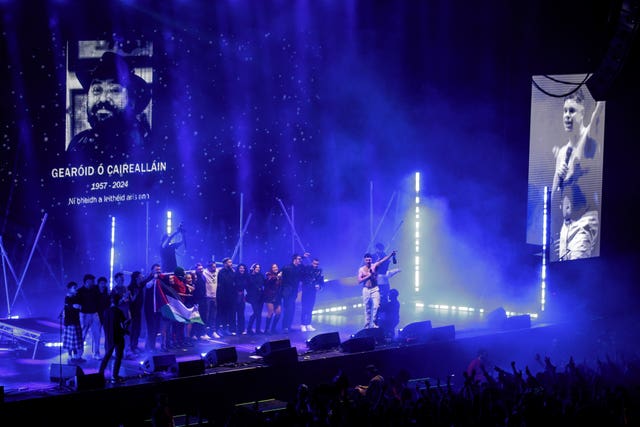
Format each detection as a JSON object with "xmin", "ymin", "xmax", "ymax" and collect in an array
[
  {"xmin": 167, "ymin": 271, "xmax": 191, "ymax": 348},
  {"xmin": 263, "ymin": 263, "xmax": 282, "ymax": 334},
  {"xmin": 466, "ymin": 348, "xmax": 491, "ymax": 384}
]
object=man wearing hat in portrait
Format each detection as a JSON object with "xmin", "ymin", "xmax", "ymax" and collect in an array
[{"xmin": 68, "ymin": 51, "xmax": 151, "ymax": 158}]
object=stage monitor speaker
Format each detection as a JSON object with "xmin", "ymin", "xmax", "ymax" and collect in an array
[
  {"xmin": 173, "ymin": 358, "xmax": 206, "ymax": 377},
  {"xmin": 426, "ymin": 324, "xmax": 455, "ymax": 342},
  {"xmin": 256, "ymin": 339, "xmax": 291, "ymax": 357},
  {"xmin": 142, "ymin": 353, "xmax": 177, "ymax": 372},
  {"xmin": 49, "ymin": 364, "xmax": 84, "ymax": 382},
  {"xmin": 352, "ymin": 327, "xmax": 386, "ymax": 344},
  {"xmin": 340, "ymin": 336, "xmax": 375, "ymax": 353},
  {"xmin": 263, "ymin": 346, "xmax": 298, "ymax": 367},
  {"xmin": 503, "ymin": 314, "xmax": 531, "ymax": 330},
  {"xmin": 306, "ymin": 331, "xmax": 341, "ymax": 351},
  {"xmin": 75, "ymin": 373, "xmax": 105, "ymax": 391},
  {"xmin": 487, "ymin": 307, "xmax": 507, "ymax": 329},
  {"xmin": 398, "ymin": 320, "xmax": 432, "ymax": 342},
  {"xmin": 205, "ymin": 346, "xmax": 238, "ymax": 367}
]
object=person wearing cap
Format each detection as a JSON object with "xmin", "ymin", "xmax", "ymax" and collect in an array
[{"xmin": 68, "ymin": 51, "xmax": 151, "ymax": 157}]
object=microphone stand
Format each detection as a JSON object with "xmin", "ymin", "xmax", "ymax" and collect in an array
[{"xmin": 55, "ymin": 307, "xmax": 68, "ymax": 390}]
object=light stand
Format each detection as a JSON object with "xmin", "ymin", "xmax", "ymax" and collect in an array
[
  {"xmin": 54, "ymin": 306, "xmax": 71, "ymax": 391},
  {"xmin": 275, "ymin": 197, "xmax": 307, "ymax": 254},
  {"xmin": 1, "ymin": 213, "xmax": 48, "ymax": 317}
]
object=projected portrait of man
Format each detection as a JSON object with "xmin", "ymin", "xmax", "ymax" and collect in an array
[
  {"xmin": 551, "ymin": 88, "xmax": 603, "ymax": 261},
  {"xmin": 67, "ymin": 51, "xmax": 151, "ymax": 158}
]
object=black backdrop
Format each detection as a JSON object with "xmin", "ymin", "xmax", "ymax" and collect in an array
[{"xmin": 1, "ymin": 0, "xmax": 639, "ymax": 320}]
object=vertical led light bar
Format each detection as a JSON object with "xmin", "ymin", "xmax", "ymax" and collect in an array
[
  {"xmin": 540, "ymin": 186, "xmax": 549, "ymax": 312},
  {"xmin": 109, "ymin": 216, "xmax": 116, "ymax": 291},
  {"xmin": 415, "ymin": 172, "xmax": 421, "ymax": 293},
  {"xmin": 166, "ymin": 210, "xmax": 173, "ymax": 236}
]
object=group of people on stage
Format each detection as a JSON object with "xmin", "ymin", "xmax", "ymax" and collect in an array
[
  {"xmin": 62, "ymin": 272, "xmax": 136, "ymax": 382},
  {"xmin": 61, "ymin": 248, "xmax": 326, "ymax": 380},
  {"xmin": 61, "ymin": 236, "xmax": 405, "ymax": 382},
  {"xmin": 190, "ymin": 251, "xmax": 326, "ymax": 341}
]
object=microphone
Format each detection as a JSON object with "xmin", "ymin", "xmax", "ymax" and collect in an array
[
  {"xmin": 564, "ymin": 146, "xmax": 573, "ymax": 166},
  {"xmin": 392, "ymin": 252, "xmax": 397, "ymax": 264},
  {"xmin": 558, "ymin": 146, "xmax": 573, "ymax": 189}
]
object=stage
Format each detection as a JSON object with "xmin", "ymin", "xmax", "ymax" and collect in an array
[{"xmin": 0, "ymin": 298, "xmax": 624, "ymax": 426}]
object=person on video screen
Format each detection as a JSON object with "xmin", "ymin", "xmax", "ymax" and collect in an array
[
  {"xmin": 68, "ymin": 51, "xmax": 151, "ymax": 159},
  {"xmin": 551, "ymin": 88, "xmax": 603, "ymax": 261},
  {"xmin": 558, "ymin": 193, "xmax": 598, "ymax": 261}
]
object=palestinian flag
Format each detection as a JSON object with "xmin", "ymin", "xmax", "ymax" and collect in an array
[{"xmin": 154, "ymin": 280, "xmax": 204, "ymax": 324}]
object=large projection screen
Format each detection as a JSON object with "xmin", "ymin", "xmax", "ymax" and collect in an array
[{"xmin": 527, "ymin": 75, "xmax": 605, "ymax": 262}]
